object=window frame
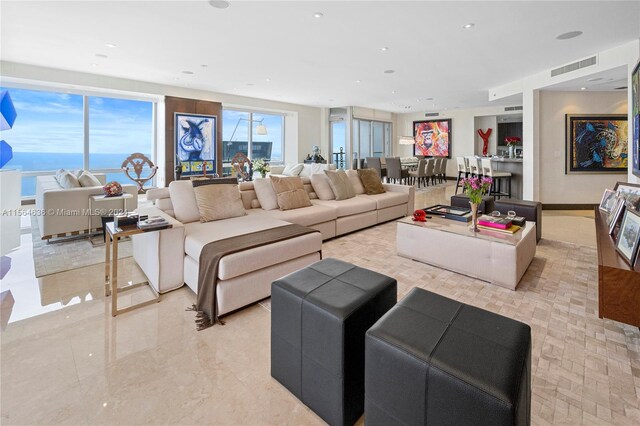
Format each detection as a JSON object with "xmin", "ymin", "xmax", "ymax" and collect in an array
[{"xmin": 222, "ymin": 107, "xmax": 285, "ymax": 166}]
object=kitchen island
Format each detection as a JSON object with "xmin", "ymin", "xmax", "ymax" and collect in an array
[{"xmin": 491, "ymin": 158, "xmax": 523, "ymax": 199}]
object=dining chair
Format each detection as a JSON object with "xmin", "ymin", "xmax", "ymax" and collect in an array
[
  {"xmin": 366, "ymin": 157, "xmax": 387, "ymax": 181},
  {"xmin": 385, "ymin": 157, "xmax": 409, "ymax": 184},
  {"xmin": 439, "ymin": 158, "xmax": 448, "ymax": 183},
  {"xmin": 424, "ymin": 158, "xmax": 436, "ymax": 186},
  {"xmin": 409, "ymin": 159, "xmax": 427, "ymax": 188}
]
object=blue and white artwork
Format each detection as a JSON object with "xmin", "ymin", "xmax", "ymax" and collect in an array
[{"xmin": 175, "ymin": 113, "xmax": 216, "ymax": 176}]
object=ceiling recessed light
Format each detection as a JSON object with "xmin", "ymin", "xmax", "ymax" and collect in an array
[
  {"xmin": 247, "ymin": 83, "xmax": 254, "ymax": 86},
  {"xmin": 381, "ymin": 47, "xmax": 389, "ymax": 51},
  {"xmin": 182, "ymin": 71, "xmax": 194, "ymax": 74},
  {"xmin": 391, "ymin": 90, "xmax": 396, "ymax": 94},
  {"xmin": 95, "ymin": 53, "xmax": 108, "ymax": 58},
  {"xmin": 313, "ymin": 12, "xmax": 324, "ymax": 18},
  {"xmin": 91, "ymin": 63, "xmax": 98, "ymax": 67},
  {"xmin": 580, "ymin": 87, "xmax": 587, "ymax": 90},
  {"xmin": 201, "ymin": 64, "xmax": 208, "ymax": 68},
  {"xmin": 265, "ymin": 78, "xmax": 271, "ymax": 82},
  {"xmin": 383, "ymin": 70, "xmax": 395, "ymax": 74},
  {"xmin": 105, "ymin": 43, "xmax": 116, "ymax": 48},
  {"xmin": 462, "ymin": 23, "xmax": 474, "ymax": 29},
  {"xmin": 425, "ymin": 97, "xmax": 434, "ymax": 101},
  {"xmin": 174, "ymin": 77, "xmax": 180, "ymax": 81},
  {"xmin": 556, "ymin": 30, "xmax": 583, "ymax": 40},
  {"xmin": 355, "ymin": 80, "xmax": 361, "ymax": 83},
  {"xmin": 208, "ymin": 0, "xmax": 230, "ymax": 9}
]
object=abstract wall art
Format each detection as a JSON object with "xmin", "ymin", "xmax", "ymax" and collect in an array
[
  {"xmin": 174, "ymin": 113, "xmax": 216, "ymax": 177},
  {"xmin": 565, "ymin": 114, "xmax": 627, "ymax": 174},
  {"xmin": 413, "ymin": 119, "xmax": 451, "ymax": 158}
]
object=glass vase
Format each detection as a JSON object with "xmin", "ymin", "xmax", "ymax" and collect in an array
[
  {"xmin": 508, "ymin": 144, "xmax": 515, "ymax": 159},
  {"xmin": 470, "ymin": 202, "xmax": 479, "ymax": 232}
]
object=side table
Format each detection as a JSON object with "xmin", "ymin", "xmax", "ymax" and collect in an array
[
  {"xmin": 105, "ymin": 221, "xmax": 169, "ymax": 316},
  {"xmin": 89, "ymin": 193, "xmax": 133, "ymax": 245}
]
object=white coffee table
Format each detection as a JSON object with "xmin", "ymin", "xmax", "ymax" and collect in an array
[{"xmin": 396, "ymin": 216, "xmax": 536, "ymax": 290}]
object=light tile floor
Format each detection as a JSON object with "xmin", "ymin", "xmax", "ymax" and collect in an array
[{"xmin": 1, "ymin": 185, "xmax": 638, "ymax": 425}]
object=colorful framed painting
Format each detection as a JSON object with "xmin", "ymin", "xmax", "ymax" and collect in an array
[
  {"xmin": 599, "ymin": 188, "xmax": 618, "ymax": 213},
  {"xmin": 615, "ymin": 208, "xmax": 640, "ymax": 266},
  {"xmin": 632, "ymin": 60, "xmax": 640, "ymax": 178},
  {"xmin": 565, "ymin": 114, "xmax": 628, "ymax": 174},
  {"xmin": 174, "ymin": 113, "xmax": 216, "ymax": 176},
  {"xmin": 413, "ymin": 119, "xmax": 452, "ymax": 158}
]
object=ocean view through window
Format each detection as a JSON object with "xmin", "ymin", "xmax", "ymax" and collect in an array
[{"xmin": 0, "ymin": 87, "xmax": 154, "ymax": 197}]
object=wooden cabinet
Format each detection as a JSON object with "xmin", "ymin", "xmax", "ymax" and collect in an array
[{"xmin": 594, "ymin": 208, "xmax": 640, "ymax": 327}]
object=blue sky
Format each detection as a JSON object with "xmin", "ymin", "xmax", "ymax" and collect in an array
[{"xmin": 1, "ymin": 87, "xmax": 283, "ymax": 160}]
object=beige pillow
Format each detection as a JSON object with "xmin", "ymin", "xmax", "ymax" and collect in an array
[
  {"xmin": 253, "ymin": 178, "xmax": 279, "ymax": 210},
  {"xmin": 346, "ymin": 170, "xmax": 365, "ymax": 195},
  {"xmin": 357, "ymin": 169, "xmax": 386, "ymax": 195},
  {"xmin": 192, "ymin": 180, "xmax": 246, "ymax": 222},
  {"xmin": 78, "ymin": 171, "xmax": 101, "ymax": 187},
  {"xmin": 310, "ymin": 173, "xmax": 335, "ymax": 200},
  {"xmin": 270, "ymin": 175, "xmax": 312, "ymax": 210},
  {"xmin": 325, "ymin": 170, "xmax": 356, "ymax": 201},
  {"xmin": 56, "ymin": 170, "xmax": 81, "ymax": 189}
]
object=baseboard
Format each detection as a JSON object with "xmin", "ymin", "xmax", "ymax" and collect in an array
[{"xmin": 542, "ymin": 203, "xmax": 597, "ymax": 210}]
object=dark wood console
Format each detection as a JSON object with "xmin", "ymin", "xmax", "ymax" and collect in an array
[{"xmin": 594, "ymin": 208, "xmax": 640, "ymax": 327}]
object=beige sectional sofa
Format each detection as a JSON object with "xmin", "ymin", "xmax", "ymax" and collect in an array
[{"xmin": 132, "ymin": 175, "xmax": 414, "ymax": 316}]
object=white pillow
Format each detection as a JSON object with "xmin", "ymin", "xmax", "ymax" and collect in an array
[
  {"xmin": 309, "ymin": 173, "xmax": 335, "ymax": 200},
  {"xmin": 169, "ymin": 180, "xmax": 201, "ymax": 223},
  {"xmin": 253, "ymin": 178, "xmax": 279, "ymax": 210},
  {"xmin": 282, "ymin": 163, "xmax": 304, "ymax": 176},
  {"xmin": 57, "ymin": 170, "xmax": 81, "ymax": 189},
  {"xmin": 346, "ymin": 170, "xmax": 365, "ymax": 195},
  {"xmin": 298, "ymin": 164, "xmax": 313, "ymax": 178},
  {"xmin": 78, "ymin": 171, "xmax": 102, "ymax": 187}
]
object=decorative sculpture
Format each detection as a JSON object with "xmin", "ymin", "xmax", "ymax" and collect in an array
[
  {"xmin": 231, "ymin": 152, "xmax": 252, "ymax": 181},
  {"xmin": 477, "ymin": 128, "xmax": 492, "ymax": 157},
  {"xmin": 121, "ymin": 152, "xmax": 158, "ymax": 194}
]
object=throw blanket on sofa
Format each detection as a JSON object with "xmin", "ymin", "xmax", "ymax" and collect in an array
[{"xmin": 190, "ymin": 224, "xmax": 321, "ymax": 330}]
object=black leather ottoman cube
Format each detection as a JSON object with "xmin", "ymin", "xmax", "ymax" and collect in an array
[
  {"xmin": 365, "ymin": 288, "xmax": 531, "ymax": 426},
  {"xmin": 271, "ymin": 258, "xmax": 397, "ymax": 426},
  {"xmin": 450, "ymin": 194, "xmax": 495, "ymax": 214},
  {"xmin": 495, "ymin": 198, "xmax": 542, "ymax": 242}
]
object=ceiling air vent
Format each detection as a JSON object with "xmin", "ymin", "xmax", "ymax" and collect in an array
[
  {"xmin": 551, "ymin": 56, "xmax": 597, "ymax": 77},
  {"xmin": 424, "ymin": 112, "xmax": 440, "ymax": 117},
  {"xmin": 504, "ymin": 106, "xmax": 523, "ymax": 112}
]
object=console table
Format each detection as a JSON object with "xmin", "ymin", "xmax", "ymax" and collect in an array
[{"xmin": 594, "ymin": 208, "xmax": 640, "ymax": 327}]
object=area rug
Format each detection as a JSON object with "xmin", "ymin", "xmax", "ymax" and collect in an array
[{"xmin": 30, "ymin": 216, "xmax": 132, "ymax": 277}]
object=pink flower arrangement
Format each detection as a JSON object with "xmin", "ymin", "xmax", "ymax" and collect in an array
[
  {"xmin": 505, "ymin": 136, "xmax": 521, "ymax": 146},
  {"xmin": 461, "ymin": 176, "xmax": 492, "ymax": 204}
]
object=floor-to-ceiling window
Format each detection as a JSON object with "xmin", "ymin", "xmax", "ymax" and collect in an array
[
  {"xmin": 0, "ymin": 86, "xmax": 155, "ymax": 198},
  {"xmin": 222, "ymin": 109, "xmax": 284, "ymax": 174},
  {"xmin": 352, "ymin": 119, "xmax": 392, "ymax": 167}
]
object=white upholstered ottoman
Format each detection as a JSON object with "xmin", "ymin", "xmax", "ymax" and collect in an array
[{"xmin": 396, "ymin": 216, "xmax": 536, "ymax": 290}]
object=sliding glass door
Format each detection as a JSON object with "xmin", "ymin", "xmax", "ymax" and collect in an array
[{"xmin": 353, "ymin": 119, "xmax": 391, "ymax": 168}]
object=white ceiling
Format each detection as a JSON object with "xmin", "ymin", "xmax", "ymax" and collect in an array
[{"xmin": 1, "ymin": 1, "xmax": 639, "ymax": 113}]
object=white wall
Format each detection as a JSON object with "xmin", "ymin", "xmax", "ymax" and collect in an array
[
  {"xmin": 0, "ymin": 61, "xmax": 324, "ymax": 167},
  {"xmin": 539, "ymin": 91, "xmax": 628, "ymax": 204}
]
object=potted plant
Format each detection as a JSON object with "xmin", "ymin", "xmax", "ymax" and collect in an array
[
  {"xmin": 462, "ymin": 176, "xmax": 493, "ymax": 231},
  {"xmin": 253, "ymin": 158, "xmax": 270, "ymax": 178}
]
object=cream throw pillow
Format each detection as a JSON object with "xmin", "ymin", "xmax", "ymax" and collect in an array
[
  {"xmin": 270, "ymin": 175, "xmax": 312, "ymax": 210},
  {"xmin": 56, "ymin": 170, "xmax": 81, "ymax": 189},
  {"xmin": 345, "ymin": 170, "xmax": 365, "ymax": 195},
  {"xmin": 310, "ymin": 173, "xmax": 335, "ymax": 200},
  {"xmin": 253, "ymin": 178, "xmax": 279, "ymax": 210},
  {"xmin": 282, "ymin": 163, "xmax": 304, "ymax": 176},
  {"xmin": 78, "ymin": 171, "xmax": 102, "ymax": 187},
  {"xmin": 192, "ymin": 180, "xmax": 246, "ymax": 222},
  {"xmin": 324, "ymin": 170, "xmax": 356, "ymax": 201}
]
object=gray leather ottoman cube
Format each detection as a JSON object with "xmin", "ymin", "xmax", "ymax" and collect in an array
[
  {"xmin": 271, "ymin": 258, "xmax": 397, "ymax": 426},
  {"xmin": 365, "ymin": 288, "xmax": 531, "ymax": 426}
]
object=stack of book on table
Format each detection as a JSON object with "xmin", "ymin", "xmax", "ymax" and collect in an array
[
  {"xmin": 477, "ymin": 215, "xmax": 521, "ymax": 234},
  {"xmin": 137, "ymin": 216, "xmax": 170, "ymax": 231}
]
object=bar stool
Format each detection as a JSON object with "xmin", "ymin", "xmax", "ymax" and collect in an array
[
  {"xmin": 465, "ymin": 156, "xmax": 482, "ymax": 178},
  {"xmin": 481, "ymin": 158, "xmax": 512, "ymax": 199},
  {"xmin": 455, "ymin": 157, "xmax": 468, "ymax": 194}
]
